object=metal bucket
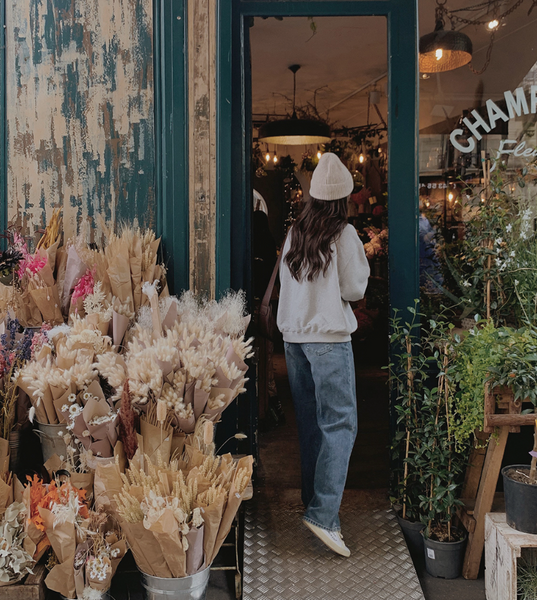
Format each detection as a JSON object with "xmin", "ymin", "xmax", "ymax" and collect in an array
[
  {"xmin": 34, "ymin": 421, "xmax": 68, "ymax": 463},
  {"xmin": 139, "ymin": 566, "xmax": 211, "ymax": 600}
]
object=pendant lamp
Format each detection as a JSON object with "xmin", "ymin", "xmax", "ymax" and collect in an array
[
  {"xmin": 419, "ymin": 2, "xmax": 473, "ymax": 74},
  {"xmin": 258, "ymin": 65, "xmax": 331, "ymax": 146}
]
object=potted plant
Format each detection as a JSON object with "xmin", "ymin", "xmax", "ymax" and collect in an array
[
  {"xmin": 416, "ymin": 338, "xmax": 467, "ymax": 579},
  {"xmin": 388, "ymin": 306, "xmax": 427, "ymax": 557},
  {"xmin": 389, "ymin": 306, "xmax": 466, "ymax": 563}
]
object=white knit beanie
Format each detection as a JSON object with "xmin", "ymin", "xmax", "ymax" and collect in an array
[{"xmin": 309, "ymin": 153, "xmax": 354, "ymax": 201}]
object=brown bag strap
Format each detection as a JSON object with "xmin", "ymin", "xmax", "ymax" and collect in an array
[{"xmin": 261, "ymin": 233, "xmax": 287, "ymax": 312}]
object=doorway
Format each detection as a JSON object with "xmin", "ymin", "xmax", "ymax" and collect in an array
[{"xmin": 250, "ymin": 15, "xmax": 391, "ymax": 491}]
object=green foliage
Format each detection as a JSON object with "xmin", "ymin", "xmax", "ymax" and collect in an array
[
  {"xmin": 389, "ymin": 305, "xmax": 465, "ymax": 535},
  {"xmin": 450, "ymin": 319, "xmax": 505, "ymax": 448},
  {"xmin": 518, "ymin": 553, "xmax": 537, "ymax": 600}
]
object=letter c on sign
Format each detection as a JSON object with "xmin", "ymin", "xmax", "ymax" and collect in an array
[{"xmin": 450, "ymin": 129, "xmax": 475, "ymax": 153}]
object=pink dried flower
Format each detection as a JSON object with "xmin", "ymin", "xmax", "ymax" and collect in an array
[
  {"xmin": 17, "ymin": 253, "xmax": 46, "ymax": 279},
  {"xmin": 71, "ymin": 268, "xmax": 96, "ymax": 303}
]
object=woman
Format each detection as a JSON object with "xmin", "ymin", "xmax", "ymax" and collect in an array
[{"xmin": 277, "ymin": 153, "xmax": 370, "ymax": 557}]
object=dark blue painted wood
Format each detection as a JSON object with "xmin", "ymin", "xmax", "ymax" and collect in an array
[{"xmin": 154, "ymin": 0, "xmax": 189, "ymax": 295}]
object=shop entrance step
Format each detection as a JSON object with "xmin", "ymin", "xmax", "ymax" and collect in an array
[{"xmin": 243, "ymin": 494, "xmax": 424, "ymax": 600}]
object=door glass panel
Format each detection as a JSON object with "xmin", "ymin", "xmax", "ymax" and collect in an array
[{"xmin": 250, "ymin": 16, "xmax": 390, "ymax": 490}]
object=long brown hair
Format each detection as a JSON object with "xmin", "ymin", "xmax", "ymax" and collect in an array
[{"xmin": 284, "ymin": 196, "xmax": 349, "ymax": 281}]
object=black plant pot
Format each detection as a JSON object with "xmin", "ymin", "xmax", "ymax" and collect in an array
[
  {"xmin": 396, "ymin": 511, "xmax": 424, "ymax": 558},
  {"xmin": 422, "ymin": 529, "xmax": 467, "ymax": 579},
  {"xmin": 502, "ymin": 464, "xmax": 537, "ymax": 534}
]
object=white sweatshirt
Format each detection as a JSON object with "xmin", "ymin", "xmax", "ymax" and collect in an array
[{"xmin": 277, "ymin": 223, "xmax": 370, "ymax": 343}]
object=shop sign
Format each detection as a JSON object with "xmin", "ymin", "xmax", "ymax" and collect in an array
[{"xmin": 449, "ymin": 86, "xmax": 537, "ymax": 153}]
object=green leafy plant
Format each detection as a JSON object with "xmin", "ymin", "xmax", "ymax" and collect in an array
[{"xmin": 389, "ymin": 304, "xmax": 465, "ymax": 538}]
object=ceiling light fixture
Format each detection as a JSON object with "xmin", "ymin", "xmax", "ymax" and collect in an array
[
  {"xmin": 419, "ymin": 0, "xmax": 473, "ymax": 74},
  {"xmin": 258, "ymin": 65, "xmax": 331, "ymax": 146}
]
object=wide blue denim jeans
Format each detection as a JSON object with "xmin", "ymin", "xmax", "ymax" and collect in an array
[{"xmin": 284, "ymin": 341, "xmax": 358, "ymax": 532}]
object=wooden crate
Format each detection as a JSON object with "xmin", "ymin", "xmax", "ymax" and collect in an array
[
  {"xmin": 485, "ymin": 512, "xmax": 537, "ymax": 600},
  {"xmin": 0, "ymin": 562, "xmax": 47, "ymax": 600}
]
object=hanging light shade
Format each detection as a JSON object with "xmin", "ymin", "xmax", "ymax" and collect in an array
[
  {"xmin": 258, "ymin": 64, "xmax": 331, "ymax": 146},
  {"xmin": 258, "ymin": 114, "xmax": 331, "ymax": 145},
  {"xmin": 419, "ymin": 5, "xmax": 473, "ymax": 73}
]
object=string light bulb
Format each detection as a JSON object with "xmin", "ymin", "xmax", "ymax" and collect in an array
[
  {"xmin": 265, "ymin": 152, "xmax": 270, "ymax": 162},
  {"xmin": 448, "ymin": 191, "xmax": 454, "ymax": 202},
  {"xmin": 273, "ymin": 154, "xmax": 278, "ymax": 164},
  {"xmin": 317, "ymin": 151, "xmax": 322, "ymax": 160},
  {"xmin": 487, "ymin": 19, "xmax": 499, "ymax": 30},
  {"xmin": 359, "ymin": 154, "xmax": 365, "ymax": 164}
]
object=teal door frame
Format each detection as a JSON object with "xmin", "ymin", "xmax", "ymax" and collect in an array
[
  {"xmin": 0, "ymin": 0, "xmax": 6, "ymax": 241},
  {"xmin": 154, "ymin": 0, "xmax": 189, "ymax": 294},
  {"xmin": 216, "ymin": 0, "xmax": 420, "ymax": 315},
  {"xmin": 216, "ymin": 0, "xmax": 419, "ymax": 461}
]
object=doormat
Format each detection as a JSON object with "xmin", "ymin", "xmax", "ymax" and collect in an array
[{"xmin": 243, "ymin": 495, "xmax": 425, "ymax": 600}]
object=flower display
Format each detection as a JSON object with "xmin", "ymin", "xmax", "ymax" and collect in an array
[{"xmin": 0, "ymin": 502, "xmax": 35, "ymax": 585}]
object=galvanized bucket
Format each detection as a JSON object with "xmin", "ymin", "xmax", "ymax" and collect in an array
[
  {"xmin": 139, "ymin": 566, "xmax": 211, "ymax": 600},
  {"xmin": 34, "ymin": 421, "xmax": 68, "ymax": 463}
]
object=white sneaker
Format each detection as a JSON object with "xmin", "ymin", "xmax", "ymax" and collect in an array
[{"xmin": 303, "ymin": 519, "xmax": 351, "ymax": 557}]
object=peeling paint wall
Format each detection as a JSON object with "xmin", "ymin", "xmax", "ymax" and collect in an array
[{"xmin": 6, "ymin": 0, "xmax": 154, "ymax": 240}]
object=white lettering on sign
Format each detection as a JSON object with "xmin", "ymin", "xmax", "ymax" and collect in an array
[
  {"xmin": 449, "ymin": 86, "xmax": 537, "ymax": 153},
  {"xmin": 490, "ymin": 140, "xmax": 537, "ymax": 171}
]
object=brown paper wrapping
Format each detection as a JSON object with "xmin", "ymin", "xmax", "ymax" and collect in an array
[
  {"xmin": 119, "ymin": 519, "xmax": 173, "ymax": 578},
  {"xmin": 62, "ymin": 246, "xmax": 88, "ymax": 311},
  {"xmin": 161, "ymin": 301, "xmax": 178, "ymax": 331},
  {"xmin": 20, "ymin": 289, "xmax": 43, "ymax": 327},
  {"xmin": 144, "ymin": 509, "xmax": 187, "ymax": 578},
  {"xmin": 171, "ymin": 433, "xmax": 186, "ymax": 459},
  {"xmin": 193, "ymin": 387, "xmax": 210, "ymax": 420},
  {"xmin": 140, "ymin": 419, "xmax": 172, "ymax": 465},
  {"xmin": 94, "ymin": 462, "xmax": 123, "ymax": 512},
  {"xmin": 0, "ymin": 477, "xmax": 13, "ymax": 519},
  {"xmin": 87, "ymin": 555, "xmax": 112, "ymax": 591},
  {"xmin": 211, "ymin": 456, "xmax": 253, "ymax": 563},
  {"xmin": 186, "ymin": 525, "xmax": 205, "ymax": 574},
  {"xmin": 112, "ymin": 310, "xmax": 130, "ymax": 347},
  {"xmin": 29, "ymin": 285, "xmax": 63, "ymax": 325},
  {"xmin": 107, "ymin": 255, "xmax": 134, "ymax": 314},
  {"xmin": 130, "ymin": 256, "xmax": 143, "ymax": 311},
  {"xmin": 41, "ymin": 386, "xmax": 58, "ymax": 424},
  {"xmin": 71, "ymin": 472, "xmax": 94, "ymax": 502},
  {"xmin": 0, "ymin": 439, "xmax": 9, "ymax": 478},
  {"xmin": 40, "ymin": 507, "xmax": 76, "ymax": 598},
  {"xmin": 199, "ymin": 494, "xmax": 225, "ymax": 566}
]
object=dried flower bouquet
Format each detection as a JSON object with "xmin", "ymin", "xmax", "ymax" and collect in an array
[{"xmin": 95, "ymin": 420, "xmax": 253, "ymax": 578}]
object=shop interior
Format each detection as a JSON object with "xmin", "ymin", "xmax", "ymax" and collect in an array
[
  {"xmin": 249, "ymin": 6, "xmax": 537, "ymax": 497},
  {"xmin": 250, "ymin": 16, "xmax": 391, "ymax": 495}
]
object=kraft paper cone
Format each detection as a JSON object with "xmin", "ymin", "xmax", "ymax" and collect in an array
[
  {"xmin": 89, "ymin": 438, "xmax": 114, "ymax": 459},
  {"xmin": 43, "ymin": 454, "xmax": 64, "ymax": 478},
  {"xmin": 107, "ymin": 256, "xmax": 134, "ymax": 314},
  {"xmin": 226, "ymin": 343, "xmax": 248, "ymax": 373},
  {"xmin": 85, "ymin": 379, "xmax": 106, "ymax": 402},
  {"xmin": 186, "ymin": 525, "xmax": 205, "ymax": 575},
  {"xmin": 140, "ymin": 419, "xmax": 172, "ymax": 465},
  {"xmin": 211, "ymin": 456, "xmax": 253, "ymax": 563},
  {"xmin": 71, "ymin": 472, "xmax": 94, "ymax": 501},
  {"xmin": 45, "ymin": 558, "xmax": 76, "ymax": 599},
  {"xmin": 130, "ymin": 255, "xmax": 143, "ymax": 311},
  {"xmin": 144, "ymin": 509, "xmax": 186, "ymax": 578},
  {"xmin": 62, "ymin": 246, "xmax": 88, "ymax": 310},
  {"xmin": 171, "ymin": 433, "xmax": 186, "ymax": 458},
  {"xmin": 110, "ymin": 539, "xmax": 127, "ymax": 576},
  {"xmin": 20, "ymin": 289, "xmax": 43, "ymax": 327},
  {"xmin": 16, "ymin": 377, "xmax": 48, "ymax": 423},
  {"xmin": 94, "ymin": 462, "xmax": 123, "ymax": 512},
  {"xmin": 0, "ymin": 477, "xmax": 13, "ymax": 519},
  {"xmin": 199, "ymin": 494, "xmax": 225, "ymax": 566},
  {"xmin": 177, "ymin": 413, "xmax": 196, "ymax": 434},
  {"xmin": 162, "ymin": 300, "xmax": 178, "ymax": 331},
  {"xmin": 87, "ymin": 556, "xmax": 112, "ymax": 592},
  {"xmin": 35, "ymin": 249, "xmax": 55, "ymax": 288},
  {"xmin": 42, "ymin": 386, "xmax": 58, "ymax": 424},
  {"xmin": 214, "ymin": 367, "xmax": 232, "ymax": 389},
  {"xmin": 0, "ymin": 439, "xmax": 9, "ymax": 478},
  {"xmin": 142, "ymin": 239, "xmax": 161, "ymax": 284},
  {"xmin": 39, "ymin": 507, "xmax": 76, "ymax": 562},
  {"xmin": 55, "ymin": 245, "xmax": 68, "ymax": 305},
  {"xmin": 193, "ymin": 387, "xmax": 210, "ymax": 420},
  {"xmin": 112, "ymin": 310, "xmax": 130, "ymax": 347},
  {"xmin": 74, "ymin": 562, "xmax": 86, "ymax": 598},
  {"xmin": 13, "ymin": 474, "xmax": 24, "ymax": 504},
  {"xmin": 36, "ymin": 345, "xmax": 52, "ymax": 362},
  {"xmin": 29, "ymin": 285, "xmax": 63, "ymax": 325},
  {"xmin": 46, "ymin": 239, "xmax": 60, "ymax": 274},
  {"xmin": 186, "ymin": 467, "xmax": 212, "ymax": 494},
  {"xmin": 120, "ymin": 519, "xmax": 173, "ymax": 578}
]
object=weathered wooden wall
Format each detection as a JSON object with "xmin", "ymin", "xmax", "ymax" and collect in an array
[
  {"xmin": 6, "ymin": 0, "xmax": 155, "ymax": 240},
  {"xmin": 188, "ymin": 0, "xmax": 216, "ymax": 296}
]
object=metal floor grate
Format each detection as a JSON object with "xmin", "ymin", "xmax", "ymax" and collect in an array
[{"xmin": 243, "ymin": 495, "xmax": 425, "ymax": 600}]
